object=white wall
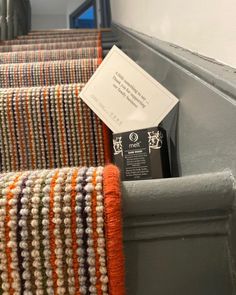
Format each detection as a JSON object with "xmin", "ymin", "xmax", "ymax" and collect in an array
[
  {"xmin": 110, "ymin": 0, "xmax": 236, "ymax": 68},
  {"xmin": 31, "ymin": 0, "xmax": 86, "ymax": 30},
  {"xmin": 32, "ymin": 15, "xmax": 67, "ymax": 30},
  {"xmin": 31, "ymin": 0, "xmax": 67, "ymax": 16},
  {"xmin": 66, "ymin": 0, "xmax": 85, "ymax": 28},
  {"xmin": 67, "ymin": 0, "xmax": 85, "ymax": 15}
]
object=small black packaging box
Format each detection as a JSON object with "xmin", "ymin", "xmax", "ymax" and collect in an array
[{"xmin": 113, "ymin": 126, "xmax": 171, "ymax": 181}]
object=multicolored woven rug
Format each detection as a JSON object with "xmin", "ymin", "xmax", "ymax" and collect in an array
[
  {"xmin": 0, "ymin": 28, "xmax": 124, "ymax": 295},
  {"xmin": 2, "ymin": 35, "xmax": 100, "ymax": 45},
  {"xmin": 0, "ymin": 59, "xmax": 101, "ymax": 88},
  {"xmin": 0, "ymin": 165, "xmax": 125, "ymax": 295},
  {"xmin": 26, "ymin": 29, "xmax": 109, "ymax": 36},
  {"xmin": 0, "ymin": 47, "xmax": 102, "ymax": 64},
  {"xmin": 0, "ymin": 84, "xmax": 111, "ymax": 172},
  {"xmin": 0, "ymin": 40, "xmax": 101, "ymax": 52},
  {"xmin": 17, "ymin": 32, "xmax": 101, "ymax": 40}
]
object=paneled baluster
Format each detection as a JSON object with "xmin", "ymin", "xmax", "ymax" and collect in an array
[
  {"xmin": 0, "ymin": 0, "xmax": 7, "ymax": 40},
  {"xmin": 7, "ymin": 0, "xmax": 13, "ymax": 39}
]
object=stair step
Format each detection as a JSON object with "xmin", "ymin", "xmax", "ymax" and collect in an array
[
  {"xmin": 0, "ymin": 40, "xmax": 101, "ymax": 52},
  {"xmin": 0, "ymin": 47, "xmax": 102, "ymax": 64},
  {"xmin": 122, "ymin": 171, "xmax": 234, "ymax": 217},
  {"xmin": 17, "ymin": 31, "xmax": 100, "ymax": 39},
  {"xmin": 0, "ymin": 59, "xmax": 101, "ymax": 88},
  {"xmin": 0, "ymin": 84, "xmax": 111, "ymax": 172},
  {"xmin": 3, "ymin": 35, "xmax": 99, "ymax": 45}
]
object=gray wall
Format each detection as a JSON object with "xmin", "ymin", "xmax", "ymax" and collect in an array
[
  {"xmin": 32, "ymin": 15, "xmax": 67, "ymax": 30},
  {"xmin": 113, "ymin": 24, "xmax": 236, "ymax": 178},
  {"xmin": 112, "ymin": 24, "xmax": 236, "ymax": 294},
  {"xmin": 31, "ymin": 0, "xmax": 76, "ymax": 30}
]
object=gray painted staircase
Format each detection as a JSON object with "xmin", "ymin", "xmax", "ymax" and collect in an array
[
  {"xmin": 112, "ymin": 24, "xmax": 236, "ymax": 294},
  {"xmin": 123, "ymin": 172, "xmax": 235, "ymax": 294}
]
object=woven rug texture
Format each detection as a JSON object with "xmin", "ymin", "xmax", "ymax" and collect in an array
[
  {"xmin": 17, "ymin": 33, "xmax": 100, "ymax": 40},
  {"xmin": 0, "ymin": 48, "xmax": 102, "ymax": 64},
  {"xmin": 0, "ymin": 28, "xmax": 124, "ymax": 294},
  {"xmin": 0, "ymin": 84, "xmax": 111, "ymax": 172},
  {"xmin": 0, "ymin": 165, "xmax": 125, "ymax": 295},
  {"xmin": 2, "ymin": 35, "xmax": 100, "ymax": 45},
  {"xmin": 0, "ymin": 40, "xmax": 101, "ymax": 53},
  {"xmin": 0, "ymin": 59, "xmax": 101, "ymax": 88}
]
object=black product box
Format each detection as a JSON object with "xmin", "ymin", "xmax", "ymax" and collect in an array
[{"xmin": 113, "ymin": 126, "xmax": 171, "ymax": 181}]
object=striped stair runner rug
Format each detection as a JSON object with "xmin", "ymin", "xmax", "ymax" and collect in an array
[
  {"xmin": 0, "ymin": 58, "xmax": 102, "ymax": 88},
  {"xmin": 0, "ymin": 40, "xmax": 101, "ymax": 52},
  {"xmin": 0, "ymin": 165, "xmax": 125, "ymax": 295},
  {"xmin": 17, "ymin": 32, "xmax": 101, "ymax": 40},
  {"xmin": 0, "ymin": 83, "xmax": 111, "ymax": 172},
  {"xmin": 0, "ymin": 47, "xmax": 102, "ymax": 64},
  {"xmin": 2, "ymin": 35, "xmax": 101, "ymax": 45},
  {"xmin": 27, "ymin": 31, "xmax": 100, "ymax": 36},
  {"xmin": 0, "ymin": 28, "xmax": 124, "ymax": 294},
  {"xmin": 26, "ymin": 29, "xmax": 110, "ymax": 36}
]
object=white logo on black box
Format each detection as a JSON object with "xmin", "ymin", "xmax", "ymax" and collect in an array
[
  {"xmin": 113, "ymin": 137, "xmax": 123, "ymax": 156},
  {"xmin": 148, "ymin": 131, "xmax": 163, "ymax": 153},
  {"xmin": 129, "ymin": 132, "xmax": 138, "ymax": 142}
]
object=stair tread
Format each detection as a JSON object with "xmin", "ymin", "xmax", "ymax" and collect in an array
[{"xmin": 122, "ymin": 170, "xmax": 235, "ymax": 216}]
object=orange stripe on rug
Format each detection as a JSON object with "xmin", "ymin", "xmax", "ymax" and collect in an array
[
  {"xmin": 98, "ymin": 57, "xmax": 103, "ymax": 66},
  {"xmin": 98, "ymin": 47, "xmax": 103, "ymax": 59},
  {"xmin": 103, "ymin": 165, "xmax": 125, "ymax": 295}
]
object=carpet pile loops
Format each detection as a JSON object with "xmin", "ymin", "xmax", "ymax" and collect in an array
[
  {"xmin": 0, "ymin": 40, "xmax": 101, "ymax": 52},
  {"xmin": 0, "ymin": 165, "xmax": 125, "ymax": 295},
  {"xmin": 2, "ymin": 33, "xmax": 101, "ymax": 45},
  {"xmin": 0, "ymin": 47, "xmax": 102, "ymax": 64},
  {"xmin": 0, "ymin": 28, "xmax": 125, "ymax": 294},
  {"xmin": 0, "ymin": 84, "xmax": 111, "ymax": 172},
  {"xmin": 0, "ymin": 58, "xmax": 102, "ymax": 88}
]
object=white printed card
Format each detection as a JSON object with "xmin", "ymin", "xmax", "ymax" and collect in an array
[{"xmin": 80, "ymin": 45, "xmax": 179, "ymax": 133}]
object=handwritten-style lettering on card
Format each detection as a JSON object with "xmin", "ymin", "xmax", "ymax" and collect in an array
[{"xmin": 80, "ymin": 45, "xmax": 179, "ymax": 133}]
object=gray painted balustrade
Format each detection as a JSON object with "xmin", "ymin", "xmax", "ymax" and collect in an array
[
  {"xmin": 21, "ymin": 0, "xmax": 31, "ymax": 34},
  {"xmin": 122, "ymin": 171, "xmax": 236, "ymax": 294},
  {"xmin": 0, "ymin": 2, "xmax": 234, "ymax": 292},
  {"xmin": 112, "ymin": 23, "xmax": 236, "ymax": 294},
  {"xmin": 0, "ymin": 0, "xmax": 30, "ymax": 40},
  {"xmin": 13, "ymin": 3, "xmax": 18, "ymax": 38},
  {"xmin": 0, "ymin": 0, "xmax": 7, "ymax": 40},
  {"xmin": 7, "ymin": 0, "xmax": 13, "ymax": 39}
]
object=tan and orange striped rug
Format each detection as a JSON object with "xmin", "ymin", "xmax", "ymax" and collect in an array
[
  {"xmin": 0, "ymin": 84, "xmax": 111, "ymax": 172},
  {"xmin": 2, "ymin": 34, "xmax": 100, "ymax": 45},
  {"xmin": 0, "ymin": 47, "xmax": 102, "ymax": 64},
  {"xmin": 0, "ymin": 165, "xmax": 125, "ymax": 295},
  {"xmin": 0, "ymin": 28, "xmax": 125, "ymax": 294},
  {"xmin": 0, "ymin": 59, "xmax": 102, "ymax": 88},
  {"xmin": 0, "ymin": 40, "xmax": 101, "ymax": 52}
]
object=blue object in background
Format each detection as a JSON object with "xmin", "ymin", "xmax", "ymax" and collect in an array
[{"xmin": 75, "ymin": 6, "xmax": 95, "ymax": 28}]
